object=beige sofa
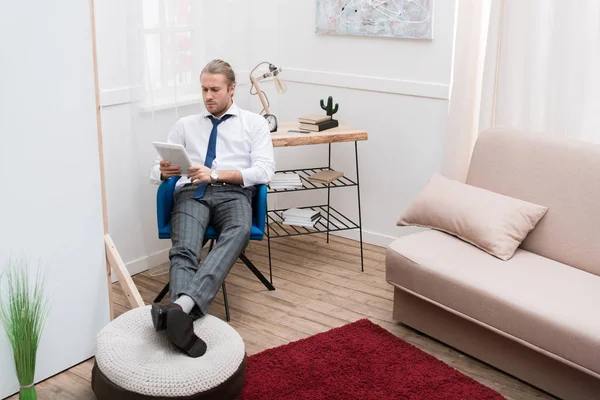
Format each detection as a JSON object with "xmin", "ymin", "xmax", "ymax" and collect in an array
[{"xmin": 386, "ymin": 128, "xmax": 600, "ymax": 400}]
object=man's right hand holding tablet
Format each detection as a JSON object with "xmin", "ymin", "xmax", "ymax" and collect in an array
[{"xmin": 159, "ymin": 160, "xmax": 182, "ymax": 180}]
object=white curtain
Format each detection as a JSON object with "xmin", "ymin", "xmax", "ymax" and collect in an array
[
  {"xmin": 483, "ymin": 0, "xmax": 600, "ymax": 140},
  {"xmin": 444, "ymin": 0, "xmax": 600, "ymax": 182},
  {"xmin": 441, "ymin": 0, "xmax": 497, "ymax": 182},
  {"xmin": 137, "ymin": 0, "xmax": 204, "ymax": 115},
  {"xmin": 123, "ymin": 0, "xmax": 203, "ymax": 276}
]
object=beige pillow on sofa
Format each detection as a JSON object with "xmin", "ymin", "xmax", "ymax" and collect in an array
[{"xmin": 397, "ymin": 173, "xmax": 548, "ymax": 261}]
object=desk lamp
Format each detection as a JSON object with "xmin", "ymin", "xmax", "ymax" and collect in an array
[{"xmin": 249, "ymin": 62, "xmax": 287, "ymax": 132}]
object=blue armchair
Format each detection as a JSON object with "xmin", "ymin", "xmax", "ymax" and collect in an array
[{"xmin": 155, "ymin": 177, "xmax": 274, "ymax": 321}]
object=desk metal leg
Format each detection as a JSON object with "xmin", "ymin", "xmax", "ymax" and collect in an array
[
  {"xmin": 355, "ymin": 141, "xmax": 364, "ymax": 272},
  {"xmin": 266, "ymin": 205, "xmax": 273, "ymax": 284},
  {"xmin": 326, "ymin": 143, "xmax": 331, "ymax": 243}
]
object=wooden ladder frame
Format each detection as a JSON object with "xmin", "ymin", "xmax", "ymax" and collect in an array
[{"xmin": 90, "ymin": 0, "xmax": 144, "ymax": 319}]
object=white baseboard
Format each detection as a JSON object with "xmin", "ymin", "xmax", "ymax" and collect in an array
[
  {"xmin": 111, "ymin": 249, "xmax": 170, "ymax": 283},
  {"xmin": 330, "ymin": 229, "xmax": 398, "ymax": 248}
]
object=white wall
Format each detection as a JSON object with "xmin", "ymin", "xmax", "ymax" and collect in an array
[
  {"xmin": 0, "ymin": 1, "xmax": 109, "ymax": 398},
  {"xmin": 95, "ymin": 0, "xmax": 258, "ymax": 279},
  {"xmin": 95, "ymin": 0, "xmax": 456, "ymax": 278},
  {"xmin": 268, "ymin": 0, "xmax": 456, "ymax": 246}
]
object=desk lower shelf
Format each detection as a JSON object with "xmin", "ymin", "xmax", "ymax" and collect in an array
[
  {"xmin": 268, "ymin": 167, "xmax": 357, "ymax": 193},
  {"xmin": 266, "ymin": 205, "xmax": 360, "ymax": 239}
]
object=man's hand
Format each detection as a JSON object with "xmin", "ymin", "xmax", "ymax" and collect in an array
[
  {"xmin": 159, "ymin": 160, "xmax": 182, "ymax": 180},
  {"xmin": 188, "ymin": 165, "xmax": 212, "ymax": 184}
]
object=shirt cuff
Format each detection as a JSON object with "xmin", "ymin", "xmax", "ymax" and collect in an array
[
  {"xmin": 150, "ymin": 166, "xmax": 162, "ymax": 185},
  {"xmin": 242, "ymin": 167, "xmax": 271, "ymax": 188},
  {"xmin": 239, "ymin": 168, "xmax": 253, "ymax": 188}
]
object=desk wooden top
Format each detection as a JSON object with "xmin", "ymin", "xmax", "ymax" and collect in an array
[{"xmin": 271, "ymin": 121, "xmax": 368, "ymax": 147}]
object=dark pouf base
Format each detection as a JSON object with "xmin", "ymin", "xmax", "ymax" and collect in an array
[{"xmin": 91, "ymin": 355, "xmax": 247, "ymax": 400}]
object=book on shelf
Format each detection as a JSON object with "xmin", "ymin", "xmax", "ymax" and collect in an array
[
  {"xmin": 283, "ymin": 214, "xmax": 321, "ymax": 223},
  {"xmin": 282, "ymin": 208, "xmax": 320, "ymax": 219},
  {"xmin": 269, "ymin": 173, "xmax": 303, "ymax": 189},
  {"xmin": 283, "ymin": 220, "xmax": 320, "ymax": 228},
  {"xmin": 299, "ymin": 119, "xmax": 339, "ymax": 132},
  {"xmin": 298, "ymin": 114, "xmax": 332, "ymax": 124},
  {"xmin": 308, "ymin": 170, "xmax": 344, "ymax": 184},
  {"xmin": 282, "ymin": 208, "xmax": 321, "ymax": 227}
]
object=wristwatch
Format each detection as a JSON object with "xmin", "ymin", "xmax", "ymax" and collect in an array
[{"xmin": 210, "ymin": 169, "xmax": 219, "ymax": 183}]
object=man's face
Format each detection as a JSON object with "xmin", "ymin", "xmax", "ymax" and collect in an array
[{"xmin": 201, "ymin": 73, "xmax": 235, "ymax": 117}]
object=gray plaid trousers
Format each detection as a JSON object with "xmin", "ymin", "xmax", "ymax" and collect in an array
[{"xmin": 168, "ymin": 184, "xmax": 253, "ymax": 318}]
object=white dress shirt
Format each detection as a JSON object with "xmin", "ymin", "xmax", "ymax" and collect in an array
[{"xmin": 150, "ymin": 102, "xmax": 275, "ymax": 191}]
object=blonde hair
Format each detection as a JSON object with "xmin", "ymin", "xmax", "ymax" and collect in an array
[{"xmin": 201, "ymin": 59, "xmax": 236, "ymax": 87}]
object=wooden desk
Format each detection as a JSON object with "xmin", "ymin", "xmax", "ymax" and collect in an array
[
  {"xmin": 265, "ymin": 121, "xmax": 368, "ymax": 281},
  {"xmin": 271, "ymin": 122, "xmax": 368, "ymax": 147}
]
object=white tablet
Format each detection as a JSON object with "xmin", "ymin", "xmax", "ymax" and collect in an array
[{"xmin": 152, "ymin": 142, "xmax": 193, "ymax": 170}]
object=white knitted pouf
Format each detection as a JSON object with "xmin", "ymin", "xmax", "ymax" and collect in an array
[{"xmin": 92, "ymin": 306, "xmax": 246, "ymax": 400}]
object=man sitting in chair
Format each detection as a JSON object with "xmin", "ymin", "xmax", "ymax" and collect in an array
[{"xmin": 149, "ymin": 59, "xmax": 275, "ymax": 357}]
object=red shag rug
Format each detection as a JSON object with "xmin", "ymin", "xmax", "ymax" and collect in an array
[{"xmin": 240, "ymin": 319, "xmax": 504, "ymax": 399}]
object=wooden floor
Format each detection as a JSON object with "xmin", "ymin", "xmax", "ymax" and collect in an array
[{"xmin": 6, "ymin": 234, "xmax": 556, "ymax": 400}]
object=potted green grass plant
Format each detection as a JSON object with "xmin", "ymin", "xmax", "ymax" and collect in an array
[{"xmin": 0, "ymin": 259, "xmax": 49, "ymax": 400}]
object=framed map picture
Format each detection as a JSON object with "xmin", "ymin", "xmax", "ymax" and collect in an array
[{"xmin": 316, "ymin": 0, "xmax": 434, "ymax": 39}]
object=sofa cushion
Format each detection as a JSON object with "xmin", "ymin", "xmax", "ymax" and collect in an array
[
  {"xmin": 467, "ymin": 128, "xmax": 600, "ymax": 276},
  {"xmin": 397, "ymin": 173, "xmax": 548, "ymax": 260},
  {"xmin": 386, "ymin": 230, "xmax": 600, "ymax": 375}
]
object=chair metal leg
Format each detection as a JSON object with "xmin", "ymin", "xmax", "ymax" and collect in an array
[
  {"xmin": 154, "ymin": 282, "xmax": 169, "ymax": 303},
  {"xmin": 222, "ymin": 281, "xmax": 230, "ymax": 322},
  {"xmin": 239, "ymin": 253, "xmax": 275, "ymax": 291},
  {"xmin": 210, "ymin": 239, "xmax": 232, "ymax": 321},
  {"xmin": 154, "ymin": 239, "xmax": 269, "ymax": 322}
]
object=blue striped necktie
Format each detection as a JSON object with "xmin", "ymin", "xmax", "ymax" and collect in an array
[{"xmin": 193, "ymin": 114, "xmax": 232, "ymax": 199}]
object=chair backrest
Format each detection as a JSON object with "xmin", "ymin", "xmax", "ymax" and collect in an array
[
  {"xmin": 466, "ymin": 127, "xmax": 600, "ymax": 276},
  {"xmin": 157, "ymin": 177, "xmax": 181, "ymax": 239},
  {"xmin": 252, "ymin": 184, "xmax": 267, "ymax": 240},
  {"xmin": 156, "ymin": 178, "xmax": 267, "ymax": 240}
]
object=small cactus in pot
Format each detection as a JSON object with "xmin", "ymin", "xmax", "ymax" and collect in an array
[{"xmin": 320, "ymin": 96, "xmax": 339, "ymax": 117}]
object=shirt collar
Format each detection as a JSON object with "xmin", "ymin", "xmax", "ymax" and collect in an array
[{"xmin": 202, "ymin": 101, "xmax": 239, "ymax": 119}]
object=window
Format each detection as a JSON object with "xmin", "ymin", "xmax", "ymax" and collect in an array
[{"xmin": 142, "ymin": 0, "xmax": 199, "ymax": 108}]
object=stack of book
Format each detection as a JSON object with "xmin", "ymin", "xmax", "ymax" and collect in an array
[
  {"xmin": 269, "ymin": 173, "xmax": 303, "ymax": 190},
  {"xmin": 308, "ymin": 170, "xmax": 344, "ymax": 184},
  {"xmin": 298, "ymin": 115, "xmax": 339, "ymax": 132},
  {"xmin": 282, "ymin": 208, "xmax": 321, "ymax": 227}
]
